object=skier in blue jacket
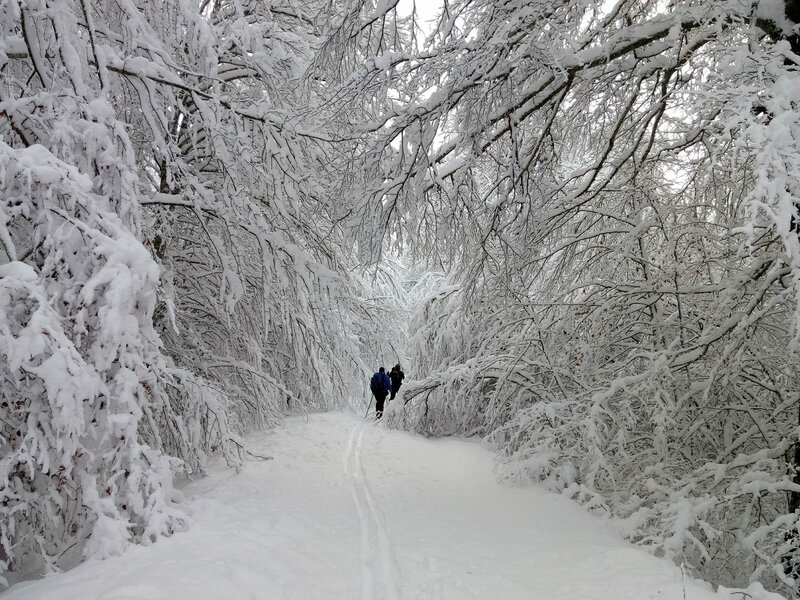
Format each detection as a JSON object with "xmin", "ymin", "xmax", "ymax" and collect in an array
[{"xmin": 370, "ymin": 367, "xmax": 392, "ymax": 419}]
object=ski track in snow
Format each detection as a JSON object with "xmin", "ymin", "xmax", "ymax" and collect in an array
[
  {"xmin": 345, "ymin": 423, "xmax": 375, "ymax": 599},
  {"xmin": 345, "ymin": 423, "xmax": 401, "ymax": 600},
  {"xmin": 2, "ymin": 411, "xmax": 785, "ymax": 600}
]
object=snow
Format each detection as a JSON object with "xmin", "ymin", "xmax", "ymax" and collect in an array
[
  {"xmin": 2, "ymin": 412, "xmax": 782, "ymax": 600},
  {"xmin": 0, "ymin": 261, "xmax": 37, "ymax": 282},
  {"xmin": 755, "ymin": 0, "xmax": 792, "ymax": 34}
]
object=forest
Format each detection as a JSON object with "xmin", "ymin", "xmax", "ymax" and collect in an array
[{"xmin": 2, "ymin": 0, "xmax": 800, "ymax": 596}]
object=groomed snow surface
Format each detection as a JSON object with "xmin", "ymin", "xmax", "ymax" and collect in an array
[{"xmin": 4, "ymin": 411, "xmax": 786, "ymax": 600}]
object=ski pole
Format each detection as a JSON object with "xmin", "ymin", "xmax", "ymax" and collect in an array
[{"xmin": 363, "ymin": 395, "xmax": 373, "ymax": 419}]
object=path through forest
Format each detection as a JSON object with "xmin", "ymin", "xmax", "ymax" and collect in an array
[{"xmin": 3, "ymin": 412, "xmax": 763, "ymax": 599}]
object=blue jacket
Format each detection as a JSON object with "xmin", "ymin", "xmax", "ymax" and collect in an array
[{"xmin": 370, "ymin": 372, "xmax": 391, "ymax": 394}]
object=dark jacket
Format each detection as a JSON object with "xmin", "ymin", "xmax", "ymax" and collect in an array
[
  {"xmin": 389, "ymin": 369, "xmax": 405, "ymax": 390},
  {"xmin": 370, "ymin": 372, "xmax": 391, "ymax": 395}
]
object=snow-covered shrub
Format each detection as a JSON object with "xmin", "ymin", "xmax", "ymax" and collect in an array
[{"xmin": 0, "ymin": 124, "xmax": 190, "ymax": 579}]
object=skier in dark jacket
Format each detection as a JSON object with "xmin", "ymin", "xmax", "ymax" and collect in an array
[
  {"xmin": 370, "ymin": 367, "xmax": 392, "ymax": 419},
  {"xmin": 388, "ymin": 364, "xmax": 405, "ymax": 402}
]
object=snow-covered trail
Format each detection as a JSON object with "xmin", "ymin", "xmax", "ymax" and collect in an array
[{"xmin": 5, "ymin": 412, "xmax": 736, "ymax": 599}]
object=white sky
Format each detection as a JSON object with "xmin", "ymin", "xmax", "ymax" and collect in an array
[{"xmin": 398, "ymin": 0, "xmax": 442, "ymax": 36}]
